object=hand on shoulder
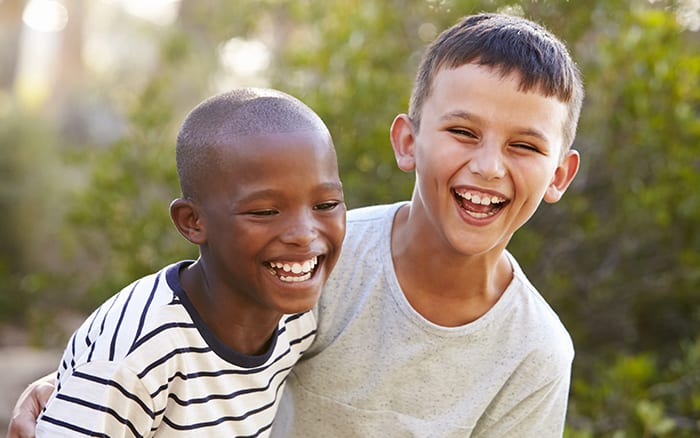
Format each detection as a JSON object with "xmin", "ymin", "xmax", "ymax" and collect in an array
[{"xmin": 6, "ymin": 374, "xmax": 55, "ymax": 438}]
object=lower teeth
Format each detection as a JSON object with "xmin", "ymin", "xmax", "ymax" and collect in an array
[
  {"xmin": 279, "ymin": 273, "xmax": 311, "ymax": 282},
  {"xmin": 466, "ymin": 210, "xmax": 494, "ymax": 218}
]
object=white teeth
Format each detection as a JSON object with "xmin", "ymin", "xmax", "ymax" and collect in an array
[
  {"xmin": 269, "ymin": 256, "xmax": 319, "ymax": 281},
  {"xmin": 466, "ymin": 211, "xmax": 494, "ymax": 219},
  {"xmin": 457, "ymin": 191, "xmax": 505, "ymax": 206},
  {"xmin": 280, "ymin": 272, "xmax": 312, "ymax": 282}
]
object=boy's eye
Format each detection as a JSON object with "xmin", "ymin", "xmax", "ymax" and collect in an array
[
  {"xmin": 448, "ymin": 128, "xmax": 477, "ymax": 138},
  {"xmin": 249, "ymin": 209, "xmax": 278, "ymax": 216},
  {"xmin": 512, "ymin": 143, "xmax": 539, "ymax": 152},
  {"xmin": 314, "ymin": 201, "xmax": 340, "ymax": 211}
]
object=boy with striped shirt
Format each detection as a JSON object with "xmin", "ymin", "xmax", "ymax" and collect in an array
[{"xmin": 33, "ymin": 88, "xmax": 346, "ymax": 437}]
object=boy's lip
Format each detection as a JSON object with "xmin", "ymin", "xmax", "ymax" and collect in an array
[{"xmin": 452, "ymin": 186, "xmax": 510, "ymax": 221}]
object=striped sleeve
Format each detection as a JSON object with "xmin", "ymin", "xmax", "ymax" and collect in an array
[
  {"xmin": 37, "ymin": 361, "xmax": 157, "ymax": 437},
  {"xmin": 56, "ymin": 272, "xmax": 165, "ymax": 387}
]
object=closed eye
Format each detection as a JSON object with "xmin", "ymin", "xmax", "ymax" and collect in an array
[
  {"xmin": 448, "ymin": 128, "xmax": 478, "ymax": 138},
  {"xmin": 512, "ymin": 143, "xmax": 540, "ymax": 152},
  {"xmin": 314, "ymin": 201, "xmax": 342, "ymax": 211},
  {"xmin": 248, "ymin": 209, "xmax": 278, "ymax": 216}
]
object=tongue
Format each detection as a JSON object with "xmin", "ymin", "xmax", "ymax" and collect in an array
[
  {"xmin": 459, "ymin": 197, "xmax": 494, "ymax": 214},
  {"xmin": 274, "ymin": 267, "xmax": 306, "ymax": 278}
]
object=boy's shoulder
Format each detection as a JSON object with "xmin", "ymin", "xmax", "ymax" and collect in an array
[
  {"xmin": 67, "ymin": 262, "xmax": 190, "ymax": 360},
  {"xmin": 342, "ymin": 202, "xmax": 407, "ymax": 249},
  {"xmin": 506, "ymin": 251, "xmax": 574, "ymax": 359},
  {"xmin": 347, "ymin": 201, "xmax": 407, "ymax": 223}
]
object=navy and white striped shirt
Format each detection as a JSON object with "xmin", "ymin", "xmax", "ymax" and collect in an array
[{"xmin": 36, "ymin": 261, "xmax": 317, "ymax": 437}]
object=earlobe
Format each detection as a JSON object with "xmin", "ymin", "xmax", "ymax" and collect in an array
[
  {"xmin": 544, "ymin": 149, "xmax": 580, "ymax": 203},
  {"xmin": 170, "ymin": 198, "xmax": 206, "ymax": 245},
  {"xmin": 390, "ymin": 114, "xmax": 417, "ymax": 172}
]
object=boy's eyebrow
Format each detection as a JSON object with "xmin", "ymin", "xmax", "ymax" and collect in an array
[
  {"xmin": 316, "ymin": 181, "xmax": 344, "ymax": 193},
  {"xmin": 440, "ymin": 110, "xmax": 551, "ymax": 143},
  {"xmin": 440, "ymin": 110, "xmax": 477, "ymax": 123}
]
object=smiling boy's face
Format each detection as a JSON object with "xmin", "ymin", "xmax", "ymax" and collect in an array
[
  {"xmin": 197, "ymin": 129, "xmax": 346, "ymax": 316},
  {"xmin": 392, "ymin": 63, "xmax": 579, "ymax": 258}
]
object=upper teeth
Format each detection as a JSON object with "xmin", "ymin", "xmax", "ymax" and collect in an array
[
  {"xmin": 457, "ymin": 191, "xmax": 505, "ymax": 206},
  {"xmin": 270, "ymin": 256, "xmax": 318, "ymax": 275}
]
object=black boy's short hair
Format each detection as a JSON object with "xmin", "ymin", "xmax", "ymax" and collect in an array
[{"xmin": 175, "ymin": 88, "xmax": 330, "ymax": 199}]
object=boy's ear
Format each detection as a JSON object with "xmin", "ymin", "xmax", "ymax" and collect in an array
[
  {"xmin": 390, "ymin": 114, "xmax": 417, "ymax": 172},
  {"xmin": 170, "ymin": 198, "xmax": 207, "ymax": 245},
  {"xmin": 544, "ymin": 149, "xmax": 580, "ymax": 203}
]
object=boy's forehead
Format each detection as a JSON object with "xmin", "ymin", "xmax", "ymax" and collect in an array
[
  {"xmin": 427, "ymin": 64, "xmax": 569, "ymax": 149},
  {"xmin": 204, "ymin": 129, "xmax": 341, "ymax": 190},
  {"xmin": 433, "ymin": 63, "xmax": 526, "ymax": 94},
  {"xmin": 430, "ymin": 63, "xmax": 568, "ymax": 113}
]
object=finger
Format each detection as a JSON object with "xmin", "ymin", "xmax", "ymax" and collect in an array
[{"xmin": 7, "ymin": 410, "xmax": 38, "ymax": 438}]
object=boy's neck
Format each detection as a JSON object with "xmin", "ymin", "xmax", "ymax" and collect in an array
[
  {"xmin": 390, "ymin": 204, "xmax": 513, "ymax": 327},
  {"xmin": 179, "ymin": 261, "xmax": 282, "ymax": 356}
]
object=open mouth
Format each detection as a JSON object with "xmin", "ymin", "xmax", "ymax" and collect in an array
[
  {"xmin": 453, "ymin": 189, "xmax": 508, "ymax": 218},
  {"xmin": 265, "ymin": 256, "xmax": 320, "ymax": 283}
]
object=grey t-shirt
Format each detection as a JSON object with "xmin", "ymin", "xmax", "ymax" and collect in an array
[{"xmin": 273, "ymin": 202, "xmax": 574, "ymax": 437}]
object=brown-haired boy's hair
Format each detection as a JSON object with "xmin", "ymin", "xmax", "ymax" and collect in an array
[{"xmin": 408, "ymin": 13, "xmax": 584, "ymax": 150}]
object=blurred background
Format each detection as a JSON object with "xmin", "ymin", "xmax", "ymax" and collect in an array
[{"xmin": 0, "ymin": 0, "xmax": 698, "ymax": 435}]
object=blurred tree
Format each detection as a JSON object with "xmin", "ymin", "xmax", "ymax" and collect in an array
[
  {"xmin": 0, "ymin": 0, "xmax": 24, "ymax": 89},
  {"xmin": 566, "ymin": 336, "xmax": 700, "ymax": 436},
  {"xmin": 0, "ymin": 111, "xmax": 61, "ymax": 324}
]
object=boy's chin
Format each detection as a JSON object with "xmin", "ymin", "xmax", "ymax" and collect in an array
[{"xmin": 270, "ymin": 289, "xmax": 322, "ymax": 315}]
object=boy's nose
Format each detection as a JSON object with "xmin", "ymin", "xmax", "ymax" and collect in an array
[
  {"xmin": 467, "ymin": 142, "xmax": 506, "ymax": 180},
  {"xmin": 280, "ymin": 211, "xmax": 318, "ymax": 245}
]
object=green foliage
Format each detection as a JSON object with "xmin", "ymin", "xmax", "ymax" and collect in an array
[
  {"xmin": 567, "ymin": 336, "xmax": 700, "ymax": 437},
  {"xmin": 0, "ymin": 109, "xmax": 61, "ymax": 322}
]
